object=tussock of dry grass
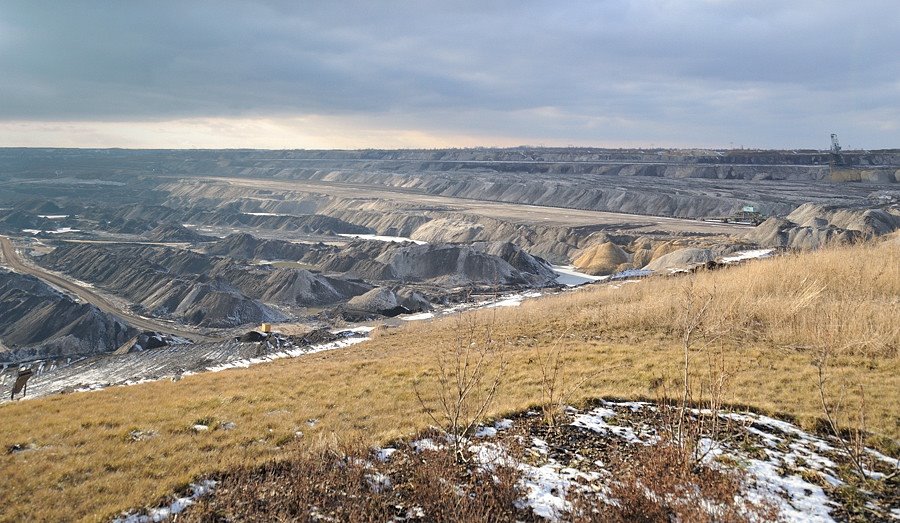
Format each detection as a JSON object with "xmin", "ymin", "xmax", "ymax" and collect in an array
[
  {"xmin": 0, "ymin": 242, "xmax": 897, "ymax": 521},
  {"xmin": 561, "ymin": 241, "xmax": 899, "ymax": 358}
]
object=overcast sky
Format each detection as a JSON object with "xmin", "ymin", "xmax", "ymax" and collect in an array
[{"xmin": 0, "ymin": 1, "xmax": 897, "ymax": 149}]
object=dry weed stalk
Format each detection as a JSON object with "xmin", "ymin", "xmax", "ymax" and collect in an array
[
  {"xmin": 536, "ymin": 325, "xmax": 624, "ymax": 430},
  {"xmin": 659, "ymin": 276, "xmax": 749, "ymax": 465},
  {"xmin": 413, "ymin": 310, "xmax": 507, "ymax": 460},
  {"xmin": 814, "ymin": 345, "xmax": 876, "ymax": 482}
]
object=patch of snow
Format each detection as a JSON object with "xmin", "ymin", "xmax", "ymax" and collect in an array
[
  {"xmin": 474, "ymin": 426, "xmax": 498, "ymax": 438},
  {"xmin": 411, "ymin": 438, "xmax": 443, "ymax": 453},
  {"xmin": 374, "ymin": 447, "xmax": 397, "ymax": 462},
  {"xmin": 517, "ymin": 462, "xmax": 603, "ymax": 520},
  {"xmin": 67, "ymin": 277, "xmax": 95, "ymax": 289},
  {"xmin": 551, "ymin": 265, "xmax": 608, "ymax": 286},
  {"xmin": 570, "ymin": 405, "xmax": 656, "ymax": 444},
  {"xmin": 468, "ymin": 439, "xmax": 604, "ymax": 522},
  {"xmin": 203, "ymin": 336, "xmax": 368, "ymax": 374},
  {"xmin": 720, "ymin": 249, "xmax": 774, "ymax": 264},
  {"xmin": 495, "ymin": 419, "xmax": 514, "ymax": 430},
  {"xmin": 742, "ymin": 455, "xmax": 838, "ymax": 522},
  {"xmin": 242, "ymin": 212, "xmax": 288, "ymax": 217},
  {"xmin": 608, "ymin": 279, "xmax": 644, "ymax": 289},
  {"xmin": 330, "ymin": 326, "xmax": 375, "ymax": 335},
  {"xmin": 38, "ymin": 214, "xmax": 69, "ymax": 219},
  {"xmin": 365, "ymin": 472, "xmax": 392, "ymax": 493},
  {"xmin": 338, "ymin": 233, "xmax": 427, "ymax": 245},
  {"xmin": 865, "ymin": 447, "xmax": 899, "ymax": 468},
  {"xmin": 114, "ymin": 480, "xmax": 216, "ymax": 523},
  {"xmin": 400, "ymin": 312, "xmax": 435, "ymax": 321},
  {"xmin": 483, "ymin": 291, "xmax": 543, "ymax": 309},
  {"xmin": 609, "ymin": 269, "xmax": 652, "ymax": 280}
]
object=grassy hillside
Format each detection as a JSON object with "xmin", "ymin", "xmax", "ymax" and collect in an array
[{"xmin": 0, "ymin": 242, "xmax": 897, "ymax": 521}]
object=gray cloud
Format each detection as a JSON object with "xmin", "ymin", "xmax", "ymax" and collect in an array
[{"xmin": 0, "ymin": 0, "xmax": 898, "ymax": 148}]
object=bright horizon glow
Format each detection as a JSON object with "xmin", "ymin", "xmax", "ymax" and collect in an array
[{"xmin": 0, "ymin": 117, "xmax": 695, "ymax": 150}]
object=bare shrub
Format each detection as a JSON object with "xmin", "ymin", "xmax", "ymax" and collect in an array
[
  {"xmin": 650, "ymin": 276, "xmax": 750, "ymax": 466},
  {"xmin": 412, "ymin": 311, "xmax": 507, "ymax": 460},
  {"xmin": 535, "ymin": 326, "xmax": 625, "ymax": 431}
]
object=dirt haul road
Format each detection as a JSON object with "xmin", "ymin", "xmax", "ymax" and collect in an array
[
  {"xmin": 200, "ymin": 176, "xmax": 752, "ymax": 234},
  {"xmin": 0, "ymin": 236, "xmax": 216, "ymax": 342}
]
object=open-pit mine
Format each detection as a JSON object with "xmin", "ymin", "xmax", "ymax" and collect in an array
[{"xmin": 0, "ymin": 147, "xmax": 898, "ymax": 399}]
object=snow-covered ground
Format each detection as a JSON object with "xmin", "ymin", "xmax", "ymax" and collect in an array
[
  {"xmin": 337, "ymin": 233, "xmax": 427, "ymax": 245},
  {"xmin": 400, "ymin": 312, "xmax": 436, "ymax": 321},
  {"xmin": 193, "ymin": 336, "xmax": 369, "ymax": 374},
  {"xmin": 21, "ymin": 227, "xmax": 81, "ymax": 235},
  {"xmin": 483, "ymin": 291, "xmax": 544, "ymax": 308},
  {"xmin": 113, "ymin": 480, "xmax": 216, "ymax": 523},
  {"xmin": 550, "ymin": 265, "xmax": 608, "ymax": 286},
  {"xmin": 458, "ymin": 402, "xmax": 898, "ymax": 521},
  {"xmin": 398, "ymin": 290, "xmax": 548, "ymax": 322},
  {"xmin": 720, "ymin": 248, "xmax": 775, "ymax": 264},
  {"xmin": 0, "ymin": 330, "xmax": 371, "ymax": 402}
]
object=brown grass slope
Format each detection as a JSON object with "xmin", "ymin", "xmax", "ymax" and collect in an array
[{"xmin": 0, "ymin": 242, "xmax": 897, "ymax": 521}]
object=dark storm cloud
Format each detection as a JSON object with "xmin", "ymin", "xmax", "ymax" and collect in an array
[{"xmin": 1, "ymin": 0, "xmax": 898, "ymax": 147}]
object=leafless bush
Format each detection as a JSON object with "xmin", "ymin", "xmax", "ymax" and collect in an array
[
  {"xmin": 535, "ymin": 325, "xmax": 624, "ymax": 431},
  {"xmin": 652, "ymin": 276, "xmax": 748, "ymax": 465},
  {"xmin": 413, "ymin": 311, "xmax": 507, "ymax": 460}
]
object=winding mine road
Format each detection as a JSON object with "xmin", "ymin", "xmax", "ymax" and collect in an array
[{"xmin": 0, "ymin": 236, "xmax": 216, "ymax": 342}]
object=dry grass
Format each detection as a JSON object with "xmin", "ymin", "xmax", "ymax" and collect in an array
[
  {"xmin": 564, "ymin": 241, "xmax": 898, "ymax": 359},
  {"xmin": 0, "ymin": 242, "xmax": 897, "ymax": 521}
]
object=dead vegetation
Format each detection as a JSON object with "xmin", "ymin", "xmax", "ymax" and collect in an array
[
  {"xmin": 180, "ymin": 404, "xmax": 787, "ymax": 523},
  {"xmin": 183, "ymin": 439, "xmax": 523, "ymax": 522},
  {"xmin": 570, "ymin": 443, "xmax": 777, "ymax": 523},
  {"xmin": 413, "ymin": 312, "xmax": 507, "ymax": 460},
  {"xmin": 0, "ymin": 242, "xmax": 897, "ymax": 521},
  {"xmin": 571, "ymin": 240, "xmax": 898, "ymax": 358}
]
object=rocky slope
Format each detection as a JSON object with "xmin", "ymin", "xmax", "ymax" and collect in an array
[
  {"xmin": 37, "ymin": 244, "xmax": 372, "ymax": 327},
  {"xmin": 317, "ymin": 240, "xmax": 556, "ymax": 287},
  {"xmin": 0, "ymin": 269, "xmax": 136, "ymax": 363},
  {"xmin": 145, "ymin": 223, "xmax": 216, "ymax": 243},
  {"xmin": 343, "ymin": 287, "xmax": 431, "ymax": 317},
  {"xmin": 745, "ymin": 203, "xmax": 900, "ymax": 250},
  {"xmin": 163, "ymin": 184, "xmax": 627, "ymax": 264},
  {"xmin": 205, "ymin": 233, "xmax": 334, "ymax": 262}
]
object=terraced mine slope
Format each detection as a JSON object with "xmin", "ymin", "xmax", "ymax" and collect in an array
[{"xmin": 0, "ymin": 147, "xmax": 897, "ymax": 368}]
